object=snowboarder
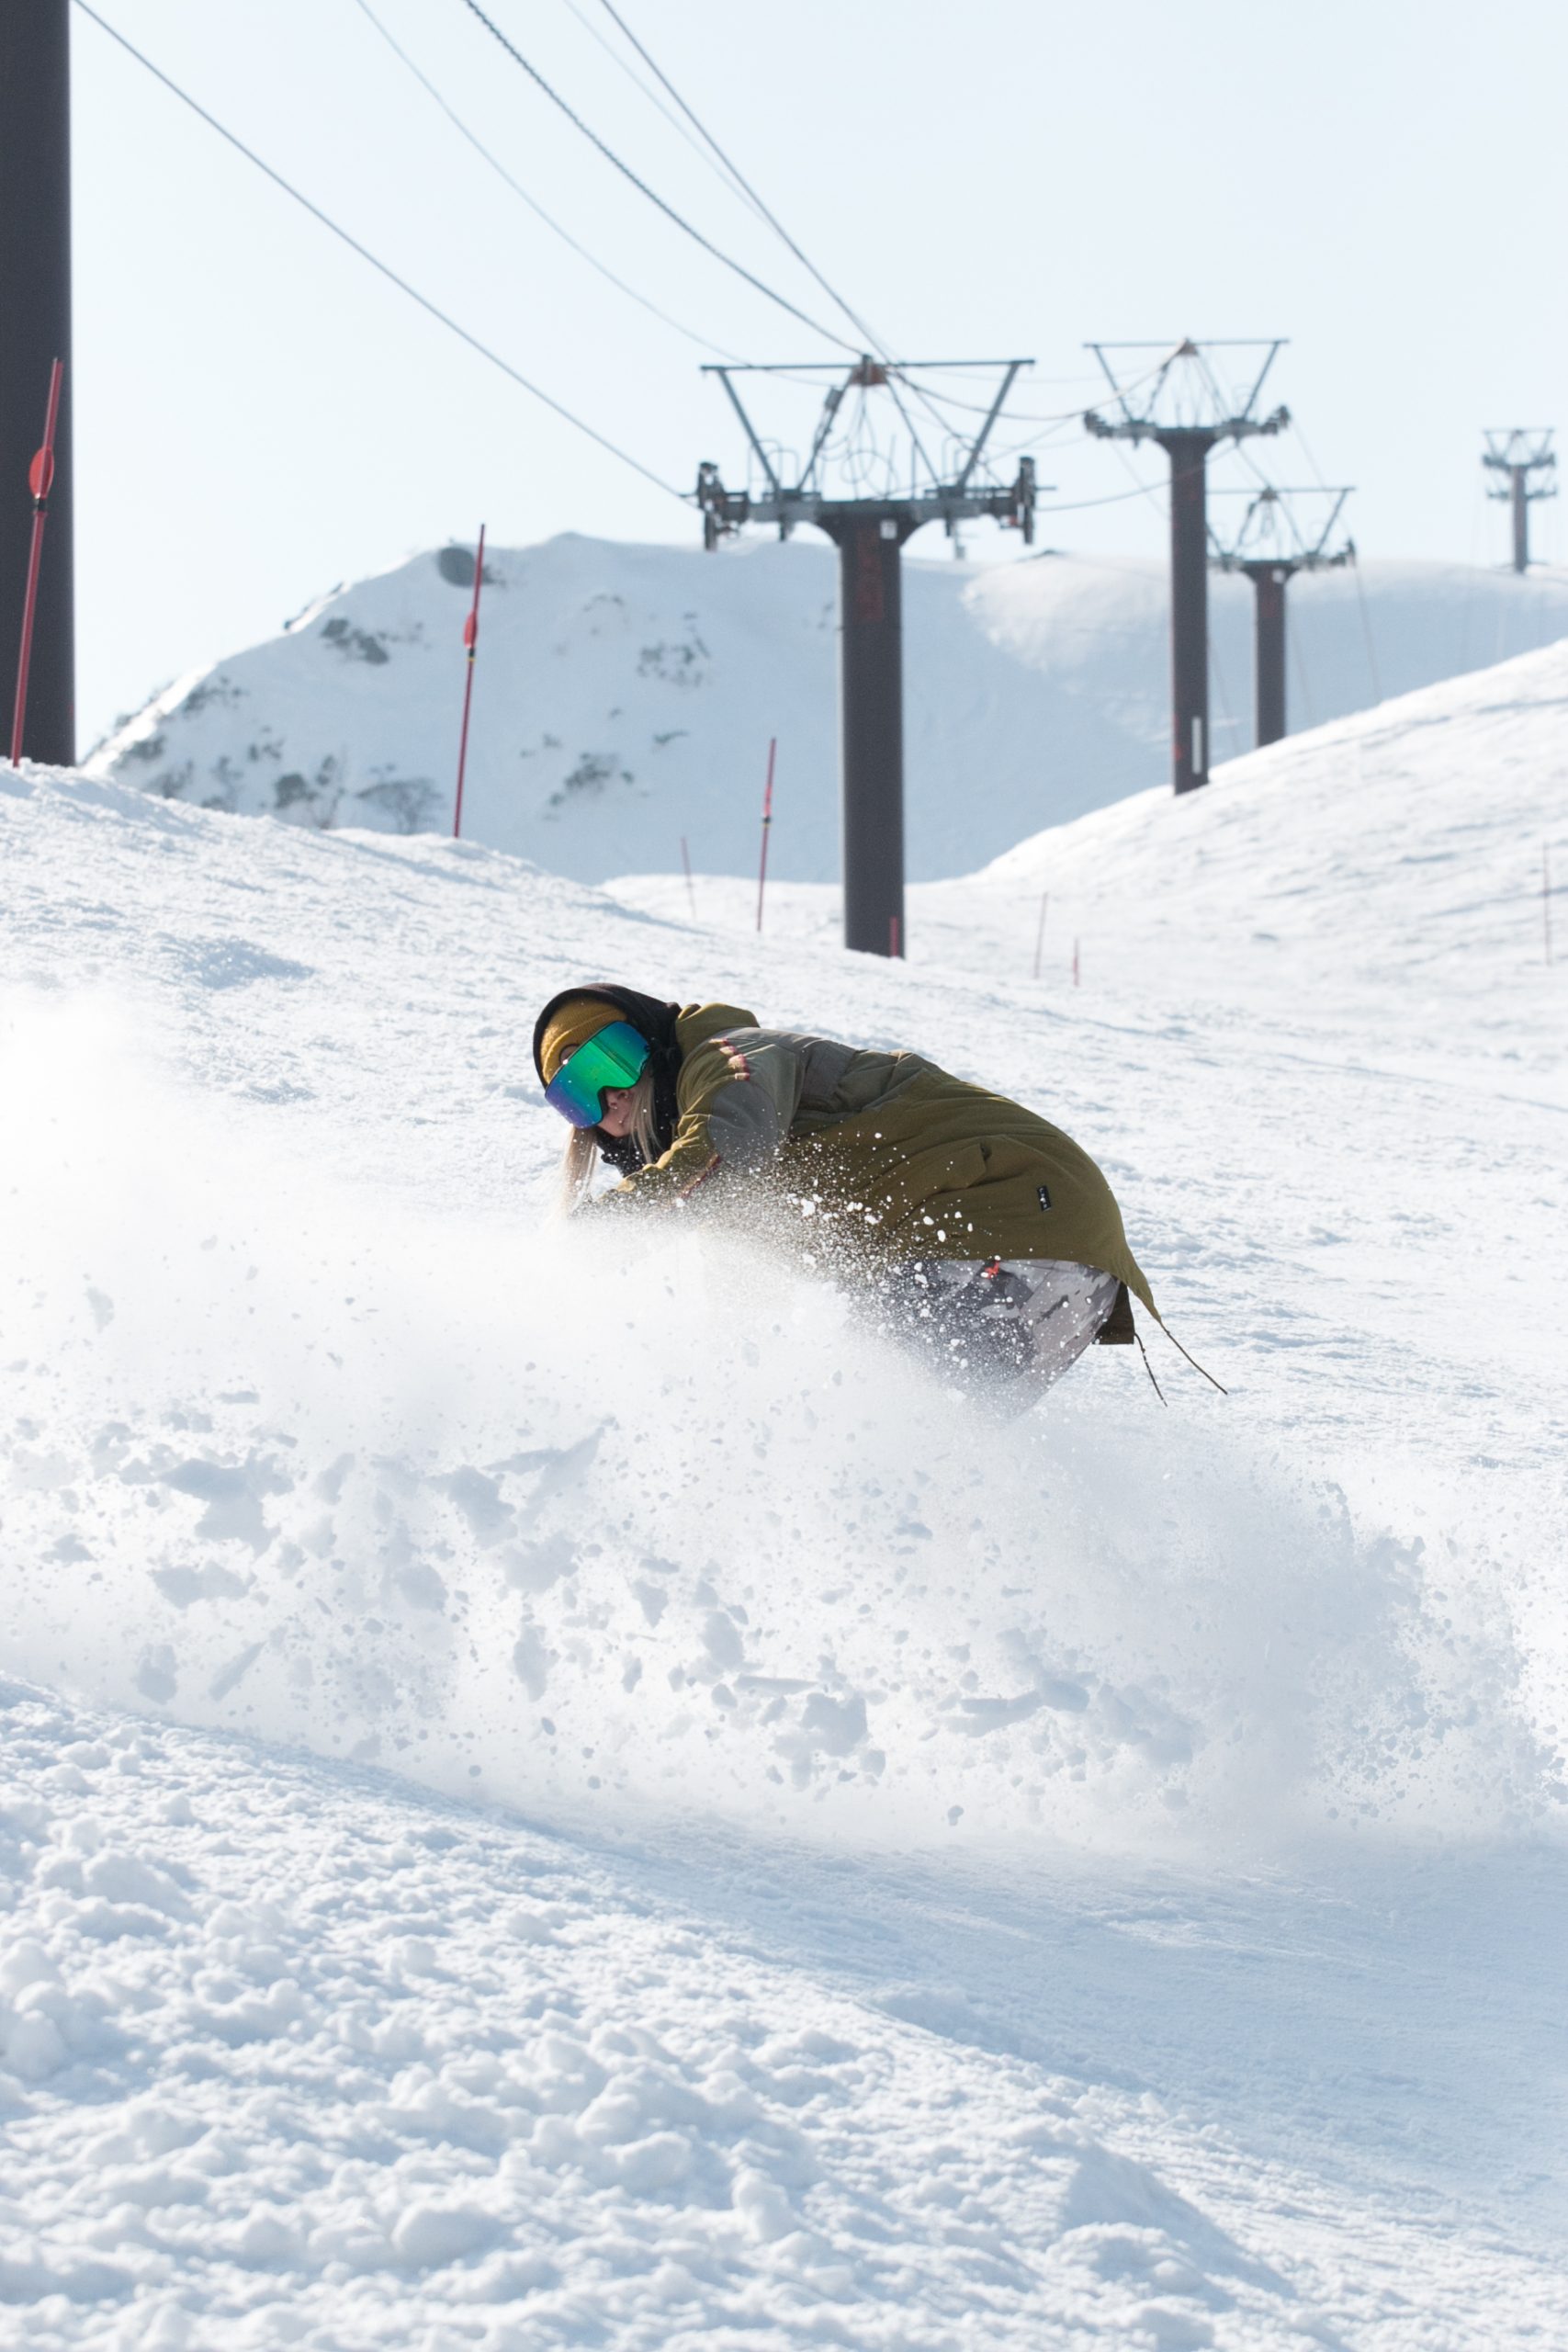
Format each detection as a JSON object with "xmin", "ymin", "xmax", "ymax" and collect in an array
[{"xmin": 534, "ymin": 983, "xmax": 1157, "ymax": 1401}]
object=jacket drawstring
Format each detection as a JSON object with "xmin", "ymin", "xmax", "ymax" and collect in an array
[
  {"xmin": 1134, "ymin": 1326, "xmax": 1168, "ymax": 1406},
  {"xmin": 1156, "ymin": 1319, "xmax": 1229, "ymax": 1395}
]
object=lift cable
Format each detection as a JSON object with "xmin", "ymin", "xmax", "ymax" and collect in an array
[
  {"xmin": 457, "ymin": 0, "xmax": 861, "ymax": 355},
  {"xmin": 909, "ymin": 353, "xmax": 1170, "ymax": 432},
  {"xmin": 552, "ymin": 0, "xmax": 770, "ymax": 225},
  {"xmin": 1106, "ymin": 438, "xmax": 1170, "ymax": 517},
  {"xmin": 588, "ymin": 1, "xmax": 987, "ymax": 469},
  {"xmin": 349, "ymin": 0, "xmax": 741, "ymax": 360},
  {"xmin": 74, "ymin": 0, "xmax": 689, "ymax": 503},
  {"xmin": 593, "ymin": 0, "xmax": 892, "ymax": 360},
  {"xmin": 1034, "ymin": 476, "xmax": 1171, "ymax": 517},
  {"xmin": 1267, "ymin": 417, "xmax": 1382, "ymax": 701}
]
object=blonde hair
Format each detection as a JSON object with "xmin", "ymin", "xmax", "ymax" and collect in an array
[{"xmin": 558, "ymin": 1064, "xmax": 660, "ymax": 1215}]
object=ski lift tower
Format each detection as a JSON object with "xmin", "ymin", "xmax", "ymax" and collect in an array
[
  {"xmin": 1482, "ymin": 430, "xmax": 1556, "ymax": 573},
  {"xmin": 696, "ymin": 356, "xmax": 1038, "ymax": 957},
  {"xmin": 1211, "ymin": 484, "xmax": 1354, "ymax": 748},
  {"xmin": 1085, "ymin": 340, "xmax": 1288, "ymax": 793},
  {"xmin": 0, "ymin": 0, "xmax": 74, "ymax": 764}
]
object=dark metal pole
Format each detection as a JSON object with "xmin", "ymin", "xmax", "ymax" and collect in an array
[
  {"xmin": 1158, "ymin": 429, "xmax": 1214, "ymax": 792},
  {"xmin": 1246, "ymin": 561, "xmax": 1291, "ymax": 747},
  {"xmin": 1, "ymin": 0, "xmax": 74, "ymax": 765},
  {"xmin": 1511, "ymin": 468, "xmax": 1529, "ymax": 574},
  {"xmin": 830, "ymin": 513, "xmax": 907, "ymax": 956}
]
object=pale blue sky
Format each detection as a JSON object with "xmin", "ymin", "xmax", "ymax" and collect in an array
[{"xmin": 73, "ymin": 0, "xmax": 1565, "ymax": 741}]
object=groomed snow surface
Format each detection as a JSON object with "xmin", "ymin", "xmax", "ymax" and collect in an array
[{"xmin": 4, "ymin": 634, "xmax": 1566, "ymax": 2346}]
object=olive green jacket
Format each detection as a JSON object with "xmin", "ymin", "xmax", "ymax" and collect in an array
[{"xmin": 589, "ymin": 1002, "xmax": 1155, "ymax": 1317}]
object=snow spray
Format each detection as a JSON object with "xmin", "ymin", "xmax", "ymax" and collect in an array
[
  {"xmin": 4, "ymin": 994, "xmax": 1562, "ymax": 1859},
  {"xmin": 451, "ymin": 526, "xmax": 486, "ymax": 839},
  {"xmin": 8, "ymin": 356, "xmax": 63, "ymax": 768}
]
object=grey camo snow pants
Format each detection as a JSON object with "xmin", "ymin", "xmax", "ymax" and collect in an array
[{"xmin": 877, "ymin": 1257, "xmax": 1123, "ymax": 1405}]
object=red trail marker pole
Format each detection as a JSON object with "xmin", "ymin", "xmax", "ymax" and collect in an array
[
  {"xmin": 9, "ymin": 358, "xmax": 64, "ymax": 768},
  {"xmin": 680, "ymin": 834, "xmax": 697, "ymax": 922},
  {"xmin": 1072, "ymin": 937, "xmax": 1080, "ymax": 988},
  {"xmin": 452, "ymin": 525, "xmax": 486, "ymax": 838},
  {"xmin": 755, "ymin": 735, "xmax": 776, "ymax": 932}
]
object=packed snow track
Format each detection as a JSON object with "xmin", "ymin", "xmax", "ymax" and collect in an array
[{"xmin": 2, "ymin": 659, "xmax": 1564, "ymax": 2347}]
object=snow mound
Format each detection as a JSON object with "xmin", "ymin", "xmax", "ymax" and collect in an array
[
  {"xmin": 85, "ymin": 533, "xmax": 1568, "ymax": 883},
  {"xmin": 613, "ymin": 631, "xmax": 1568, "ymax": 1061},
  {"xmin": 10, "ymin": 1679, "xmax": 1561, "ymax": 2347}
]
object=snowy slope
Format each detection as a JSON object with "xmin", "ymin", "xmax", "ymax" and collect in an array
[
  {"xmin": 6, "ymin": 1681, "xmax": 1564, "ymax": 2348},
  {"xmin": 85, "ymin": 533, "xmax": 1568, "ymax": 884},
  {"xmin": 613, "ymin": 632, "xmax": 1568, "ymax": 1062},
  {"xmin": 2, "ymin": 721, "xmax": 1565, "ymax": 2344}
]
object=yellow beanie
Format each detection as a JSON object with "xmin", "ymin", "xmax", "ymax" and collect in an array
[{"xmin": 538, "ymin": 995, "xmax": 626, "ymax": 1085}]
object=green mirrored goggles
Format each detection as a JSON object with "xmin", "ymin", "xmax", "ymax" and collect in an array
[{"xmin": 543, "ymin": 1021, "xmax": 650, "ymax": 1127}]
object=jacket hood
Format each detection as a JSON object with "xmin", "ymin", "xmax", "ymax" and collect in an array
[{"xmin": 531, "ymin": 982, "xmax": 683, "ymax": 1173}]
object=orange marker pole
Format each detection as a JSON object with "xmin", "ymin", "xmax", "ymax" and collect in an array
[
  {"xmin": 9, "ymin": 358, "xmax": 63, "ymax": 767},
  {"xmin": 452, "ymin": 525, "xmax": 486, "ymax": 838}
]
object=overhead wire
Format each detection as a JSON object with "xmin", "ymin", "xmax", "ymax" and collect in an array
[
  {"xmin": 926, "ymin": 352, "xmax": 1209, "ymax": 504},
  {"xmin": 1207, "ymin": 623, "xmax": 1240, "ymax": 761},
  {"xmin": 1293, "ymin": 415, "xmax": 1382, "ymax": 700},
  {"xmin": 1107, "ymin": 439, "xmax": 1170, "ymax": 518},
  {"xmin": 885, "ymin": 355, "xmax": 1181, "ymax": 498},
  {"xmin": 1228, "ymin": 424, "xmax": 1382, "ymax": 705},
  {"xmin": 911, "ymin": 387, "xmax": 1087, "ymax": 435},
  {"xmin": 592, "ymin": 0, "xmax": 893, "ymax": 361},
  {"xmin": 978, "ymin": 413, "xmax": 1113, "ymax": 473},
  {"xmin": 571, "ymin": 1, "xmax": 1129, "ymax": 514},
  {"xmin": 73, "ymin": 0, "xmax": 1341, "ymax": 599},
  {"xmin": 457, "ymin": 0, "xmax": 861, "ymax": 353},
  {"xmin": 587, "ymin": 1, "xmax": 1002, "ymax": 469},
  {"xmin": 908, "ymin": 354, "xmax": 1170, "ymax": 432},
  {"xmin": 552, "ymin": 0, "xmax": 770, "ymax": 225},
  {"xmin": 909, "ymin": 364, "xmax": 1128, "ymax": 390},
  {"xmin": 879, "ymin": 370, "xmax": 942, "ymax": 493},
  {"xmin": 348, "ymin": 0, "xmax": 741, "ymax": 360},
  {"xmin": 73, "ymin": 0, "xmax": 689, "ymax": 503},
  {"xmin": 1032, "ymin": 477, "xmax": 1172, "ymax": 518},
  {"xmin": 368, "ymin": 0, "xmax": 1177, "ymax": 525}
]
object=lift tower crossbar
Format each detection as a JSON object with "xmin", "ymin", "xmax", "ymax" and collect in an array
[
  {"xmin": 697, "ymin": 358, "xmax": 1039, "ymax": 956},
  {"xmin": 1084, "ymin": 339, "xmax": 1288, "ymax": 793},
  {"xmin": 1210, "ymin": 485, "xmax": 1354, "ymax": 748},
  {"xmin": 1482, "ymin": 430, "xmax": 1556, "ymax": 574}
]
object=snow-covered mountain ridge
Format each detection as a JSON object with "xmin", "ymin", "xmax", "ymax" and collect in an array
[
  {"xmin": 2, "ymin": 626, "xmax": 1564, "ymax": 2344},
  {"xmin": 86, "ymin": 532, "xmax": 1568, "ymax": 883}
]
